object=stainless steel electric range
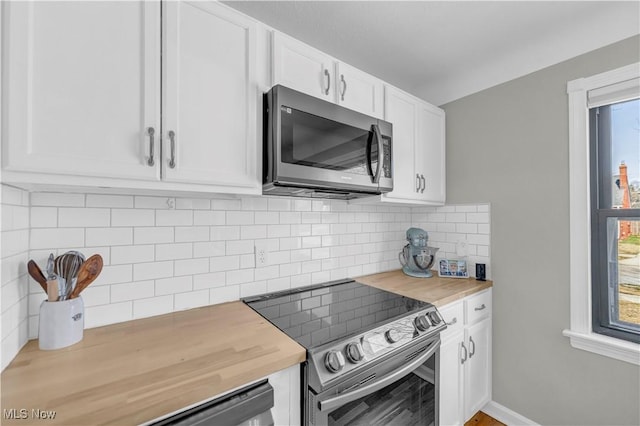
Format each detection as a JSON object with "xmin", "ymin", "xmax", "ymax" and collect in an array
[{"xmin": 244, "ymin": 279, "xmax": 446, "ymax": 426}]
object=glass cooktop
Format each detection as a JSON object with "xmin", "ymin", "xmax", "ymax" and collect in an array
[{"xmin": 243, "ymin": 279, "xmax": 430, "ymax": 349}]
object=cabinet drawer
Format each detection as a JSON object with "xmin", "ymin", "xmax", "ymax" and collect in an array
[
  {"xmin": 465, "ymin": 289, "xmax": 492, "ymax": 324},
  {"xmin": 438, "ymin": 300, "xmax": 464, "ymax": 341}
]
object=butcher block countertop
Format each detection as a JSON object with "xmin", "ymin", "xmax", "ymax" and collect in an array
[
  {"xmin": 357, "ymin": 269, "xmax": 493, "ymax": 307},
  {"xmin": 0, "ymin": 301, "xmax": 305, "ymax": 426}
]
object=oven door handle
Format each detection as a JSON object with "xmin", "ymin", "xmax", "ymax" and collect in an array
[
  {"xmin": 369, "ymin": 124, "xmax": 383, "ymax": 184},
  {"xmin": 318, "ymin": 338, "xmax": 440, "ymax": 413}
]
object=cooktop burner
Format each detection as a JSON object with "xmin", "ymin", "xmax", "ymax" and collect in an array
[{"xmin": 243, "ymin": 279, "xmax": 430, "ymax": 349}]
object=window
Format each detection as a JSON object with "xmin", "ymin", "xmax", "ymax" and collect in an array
[
  {"xmin": 589, "ymin": 99, "xmax": 640, "ymax": 343},
  {"xmin": 565, "ymin": 63, "xmax": 640, "ymax": 365}
]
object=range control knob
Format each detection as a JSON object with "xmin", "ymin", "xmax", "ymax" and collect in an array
[
  {"xmin": 324, "ymin": 350, "xmax": 346, "ymax": 373},
  {"xmin": 346, "ymin": 342, "xmax": 365, "ymax": 363},
  {"xmin": 428, "ymin": 311, "xmax": 442, "ymax": 325},
  {"xmin": 414, "ymin": 315, "xmax": 431, "ymax": 332},
  {"xmin": 385, "ymin": 328, "xmax": 401, "ymax": 344}
]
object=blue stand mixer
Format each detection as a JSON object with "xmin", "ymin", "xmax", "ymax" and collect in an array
[{"xmin": 399, "ymin": 228, "xmax": 439, "ymax": 278}]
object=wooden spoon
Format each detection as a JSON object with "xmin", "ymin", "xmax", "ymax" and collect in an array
[
  {"xmin": 27, "ymin": 260, "xmax": 48, "ymax": 293},
  {"xmin": 69, "ymin": 254, "xmax": 103, "ymax": 299}
]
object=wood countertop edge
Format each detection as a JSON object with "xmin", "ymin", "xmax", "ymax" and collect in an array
[{"xmin": 0, "ymin": 301, "xmax": 306, "ymax": 426}]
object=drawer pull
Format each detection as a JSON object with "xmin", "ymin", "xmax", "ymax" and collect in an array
[
  {"xmin": 474, "ymin": 303, "xmax": 486, "ymax": 311},
  {"xmin": 446, "ymin": 317, "xmax": 457, "ymax": 326}
]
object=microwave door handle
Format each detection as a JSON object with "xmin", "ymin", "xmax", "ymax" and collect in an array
[
  {"xmin": 317, "ymin": 338, "xmax": 440, "ymax": 413},
  {"xmin": 371, "ymin": 124, "xmax": 383, "ymax": 184}
]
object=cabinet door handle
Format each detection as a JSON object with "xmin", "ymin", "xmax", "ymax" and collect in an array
[
  {"xmin": 146, "ymin": 127, "xmax": 155, "ymax": 167},
  {"xmin": 420, "ymin": 174, "xmax": 426, "ymax": 193},
  {"xmin": 474, "ymin": 304, "xmax": 486, "ymax": 311},
  {"xmin": 324, "ymin": 69, "xmax": 331, "ymax": 95},
  {"xmin": 168, "ymin": 130, "xmax": 176, "ymax": 169},
  {"xmin": 469, "ymin": 336, "xmax": 476, "ymax": 358},
  {"xmin": 461, "ymin": 342, "xmax": 468, "ymax": 364},
  {"xmin": 446, "ymin": 317, "xmax": 457, "ymax": 326},
  {"xmin": 340, "ymin": 74, "xmax": 347, "ymax": 101},
  {"xmin": 416, "ymin": 174, "xmax": 421, "ymax": 192}
]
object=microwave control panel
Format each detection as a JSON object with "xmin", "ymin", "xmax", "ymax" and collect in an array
[{"xmin": 382, "ymin": 138, "xmax": 392, "ymax": 178}]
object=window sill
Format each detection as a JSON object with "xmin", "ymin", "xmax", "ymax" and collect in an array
[{"xmin": 563, "ymin": 329, "xmax": 640, "ymax": 365}]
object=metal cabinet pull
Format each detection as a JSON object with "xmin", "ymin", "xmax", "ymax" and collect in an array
[
  {"xmin": 446, "ymin": 317, "xmax": 457, "ymax": 326},
  {"xmin": 340, "ymin": 74, "xmax": 347, "ymax": 101},
  {"xmin": 324, "ymin": 69, "xmax": 331, "ymax": 95},
  {"xmin": 461, "ymin": 342, "xmax": 468, "ymax": 364},
  {"xmin": 420, "ymin": 174, "xmax": 426, "ymax": 193},
  {"xmin": 474, "ymin": 304, "xmax": 486, "ymax": 311},
  {"xmin": 168, "ymin": 130, "xmax": 176, "ymax": 169},
  {"xmin": 469, "ymin": 336, "xmax": 476, "ymax": 358},
  {"xmin": 416, "ymin": 174, "xmax": 421, "ymax": 192},
  {"xmin": 146, "ymin": 127, "xmax": 155, "ymax": 167}
]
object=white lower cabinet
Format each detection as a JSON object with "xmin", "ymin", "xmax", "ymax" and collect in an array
[
  {"xmin": 439, "ymin": 289, "xmax": 492, "ymax": 425},
  {"xmin": 268, "ymin": 363, "xmax": 301, "ymax": 426}
]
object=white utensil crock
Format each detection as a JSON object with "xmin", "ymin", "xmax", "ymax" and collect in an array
[{"xmin": 38, "ymin": 297, "xmax": 84, "ymax": 350}]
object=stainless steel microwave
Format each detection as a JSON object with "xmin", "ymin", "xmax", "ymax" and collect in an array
[{"xmin": 263, "ymin": 85, "xmax": 393, "ymax": 199}]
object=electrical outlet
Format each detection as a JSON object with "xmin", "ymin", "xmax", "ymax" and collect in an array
[{"xmin": 255, "ymin": 241, "xmax": 269, "ymax": 267}]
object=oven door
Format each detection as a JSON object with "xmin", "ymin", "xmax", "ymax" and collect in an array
[
  {"xmin": 267, "ymin": 85, "xmax": 392, "ymax": 194},
  {"xmin": 308, "ymin": 337, "xmax": 439, "ymax": 426}
]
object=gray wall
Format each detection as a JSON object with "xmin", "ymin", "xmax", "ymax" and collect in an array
[{"xmin": 443, "ymin": 35, "xmax": 640, "ymax": 425}]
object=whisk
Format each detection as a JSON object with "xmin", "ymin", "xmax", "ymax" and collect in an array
[{"xmin": 55, "ymin": 251, "xmax": 85, "ymax": 300}]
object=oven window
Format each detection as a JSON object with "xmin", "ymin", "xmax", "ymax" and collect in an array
[
  {"xmin": 280, "ymin": 106, "xmax": 377, "ymax": 175},
  {"xmin": 327, "ymin": 371, "xmax": 435, "ymax": 426}
]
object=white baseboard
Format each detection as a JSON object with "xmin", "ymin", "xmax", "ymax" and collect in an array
[{"xmin": 482, "ymin": 400, "xmax": 539, "ymax": 426}]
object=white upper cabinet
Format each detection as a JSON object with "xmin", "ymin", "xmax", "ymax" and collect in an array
[
  {"xmin": 2, "ymin": 1, "xmax": 161, "ymax": 181},
  {"xmin": 382, "ymin": 86, "xmax": 446, "ymax": 205},
  {"xmin": 416, "ymin": 102, "xmax": 446, "ymax": 204},
  {"xmin": 162, "ymin": 1, "xmax": 258, "ymax": 189},
  {"xmin": 272, "ymin": 32, "xmax": 384, "ymax": 118},
  {"xmin": 335, "ymin": 62, "xmax": 384, "ymax": 119},
  {"xmin": 2, "ymin": 1, "xmax": 261, "ymax": 195}
]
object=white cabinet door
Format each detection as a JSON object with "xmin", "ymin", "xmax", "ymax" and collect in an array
[
  {"xmin": 439, "ymin": 335, "xmax": 464, "ymax": 426},
  {"xmin": 416, "ymin": 102, "xmax": 446, "ymax": 204},
  {"xmin": 336, "ymin": 62, "xmax": 384, "ymax": 119},
  {"xmin": 272, "ymin": 32, "xmax": 334, "ymax": 101},
  {"xmin": 464, "ymin": 318, "xmax": 492, "ymax": 421},
  {"xmin": 2, "ymin": 1, "xmax": 160, "ymax": 180},
  {"xmin": 162, "ymin": 1, "xmax": 258, "ymax": 189},
  {"xmin": 383, "ymin": 86, "xmax": 418, "ymax": 201}
]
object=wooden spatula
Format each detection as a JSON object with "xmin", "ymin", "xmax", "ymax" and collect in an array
[
  {"xmin": 27, "ymin": 260, "xmax": 48, "ymax": 293},
  {"xmin": 69, "ymin": 254, "xmax": 103, "ymax": 299}
]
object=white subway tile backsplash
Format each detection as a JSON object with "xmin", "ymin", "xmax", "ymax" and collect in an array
[
  {"xmin": 111, "ymin": 245, "xmax": 154, "ymax": 265},
  {"xmin": 175, "ymin": 258, "xmax": 210, "ymax": 277},
  {"xmin": 31, "ymin": 192, "xmax": 84, "ymax": 207},
  {"xmin": 155, "ymin": 276, "xmax": 193, "ymax": 296},
  {"xmin": 58, "ymin": 208, "xmax": 111, "ymax": 228},
  {"xmin": 194, "ymin": 211, "xmax": 225, "ymax": 226},
  {"xmin": 111, "ymin": 280, "xmax": 155, "ymax": 302},
  {"xmin": 30, "ymin": 207, "xmax": 58, "ymax": 228},
  {"xmin": 86, "ymin": 227, "xmax": 132, "ymax": 247},
  {"xmin": 2, "ymin": 182, "xmax": 491, "ymax": 369},
  {"xmin": 133, "ymin": 261, "xmax": 173, "ymax": 281},
  {"xmin": 174, "ymin": 290, "xmax": 210, "ymax": 310},
  {"xmin": 111, "ymin": 209, "xmax": 155, "ymax": 227},
  {"xmin": 86, "ymin": 194, "xmax": 134, "ymax": 208},
  {"xmin": 156, "ymin": 210, "xmax": 193, "ymax": 226},
  {"xmin": 226, "ymin": 211, "xmax": 254, "ymax": 225},
  {"xmin": 193, "ymin": 272, "xmax": 226, "ymax": 290},
  {"xmin": 156, "ymin": 243, "xmax": 193, "ymax": 261},
  {"xmin": 133, "ymin": 295, "xmax": 174, "ymax": 319},
  {"xmin": 134, "ymin": 227, "xmax": 174, "ymax": 244},
  {"xmin": 210, "ymin": 285, "xmax": 239, "ymax": 305},
  {"xmin": 30, "ymin": 228, "xmax": 84, "ymax": 250}
]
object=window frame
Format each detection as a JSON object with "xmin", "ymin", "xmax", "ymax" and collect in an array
[{"xmin": 565, "ymin": 62, "xmax": 640, "ymax": 365}]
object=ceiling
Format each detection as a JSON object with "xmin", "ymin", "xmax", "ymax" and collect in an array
[{"xmin": 223, "ymin": 1, "xmax": 640, "ymax": 106}]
